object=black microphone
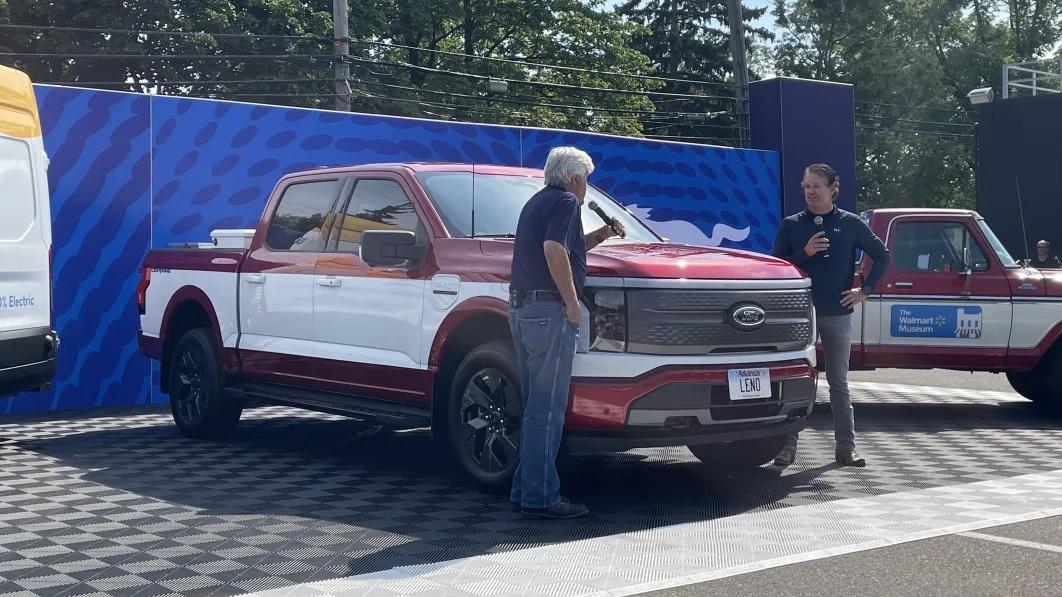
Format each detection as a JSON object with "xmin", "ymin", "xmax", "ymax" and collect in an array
[
  {"xmin": 813, "ymin": 215, "xmax": 830, "ymax": 258},
  {"xmin": 587, "ymin": 200, "xmax": 623, "ymax": 237}
]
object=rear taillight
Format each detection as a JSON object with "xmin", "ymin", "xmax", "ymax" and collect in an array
[{"xmin": 136, "ymin": 266, "xmax": 151, "ymax": 315}]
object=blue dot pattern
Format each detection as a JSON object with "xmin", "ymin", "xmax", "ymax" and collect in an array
[
  {"xmin": 4, "ymin": 86, "xmax": 152, "ymax": 415},
  {"xmin": 8, "ymin": 89, "xmax": 779, "ymax": 414}
]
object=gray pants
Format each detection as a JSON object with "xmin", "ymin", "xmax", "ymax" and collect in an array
[{"xmin": 783, "ymin": 313, "xmax": 856, "ymax": 454}]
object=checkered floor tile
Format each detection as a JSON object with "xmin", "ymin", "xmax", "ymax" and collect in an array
[{"xmin": 0, "ymin": 383, "xmax": 1060, "ymax": 596}]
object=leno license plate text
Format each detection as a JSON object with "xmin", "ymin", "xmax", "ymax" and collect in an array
[{"xmin": 727, "ymin": 368, "xmax": 771, "ymax": 400}]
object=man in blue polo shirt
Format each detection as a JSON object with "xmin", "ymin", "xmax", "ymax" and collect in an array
[
  {"xmin": 509, "ymin": 147, "xmax": 624, "ymax": 519},
  {"xmin": 771, "ymin": 163, "xmax": 890, "ymax": 468}
]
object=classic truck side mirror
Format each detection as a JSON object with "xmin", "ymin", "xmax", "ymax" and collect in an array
[
  {"xmin": 960, "ymin": 246, "xmax": 973, "ymax": 277},
  {"xmin": 361, "ymin": 230, "xmax": 426, "ymax": 267},
  {"xmin": 960, "ymin": 246, "xmax": 974, "ymax": 295}
]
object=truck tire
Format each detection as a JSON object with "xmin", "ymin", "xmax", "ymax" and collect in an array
[
  {"xmin": 447, "ymin": 341, "xmax": 522, "ymax": 490},
  {"xmin": 168, "ymin": 328, "xmax": 241, "ymax": 439},
  {"xmin": 687, "ymin": 436, "xmax": 788, "ymax": 471},
  {"xmin": 1006, "ymin": 370, "xmax": 1051, "ymax": 404}
]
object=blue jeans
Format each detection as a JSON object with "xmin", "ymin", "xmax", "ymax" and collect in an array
[{"xmin": 508, "ymin": 299, "xmax": 578, "ymax": 509}]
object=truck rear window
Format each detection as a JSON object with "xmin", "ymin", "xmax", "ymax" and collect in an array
[
  {"xmin": 266, "ymin": 180, "xmax": 343, "ymax": 251},
  {"xmin": 0, "ymin": 136, "xmax": 35, "ymax": 241}
]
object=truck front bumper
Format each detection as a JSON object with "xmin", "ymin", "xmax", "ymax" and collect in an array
[{"xmin": 564, "ymin": 360, "xmax": 816, "ymax": 451}]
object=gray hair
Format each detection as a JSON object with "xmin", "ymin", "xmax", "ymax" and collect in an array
[{"xmin": 543, "ymin": 146, "xmax": 594, "ymax": 187}]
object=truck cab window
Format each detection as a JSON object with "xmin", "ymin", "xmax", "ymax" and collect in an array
[
  {"xmin": 892, "ymin": 221, "xmax": 989, "ymax": 273},
  {"xmin": 266, "ymin": 180, "xmax": 342, "ymax": 251},
  {"xmin": 334, "ymin": 179, "xmax": 421, "ymax": 254}
]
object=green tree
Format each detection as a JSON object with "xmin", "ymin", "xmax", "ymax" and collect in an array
[
  {"xmin": 354, "ymin": 0, "xmax": 661, "ymax": 135},
  {"xmin": 0, "ymin": 0, "xmax": 335, "ymax": 107},
  {"xmin": 616, "ymin": 0, "xmax": 772, "ymax": 141},
  {"xmin": 771, "ymin": 0, "xmax": 1062, "ymax": 210}
]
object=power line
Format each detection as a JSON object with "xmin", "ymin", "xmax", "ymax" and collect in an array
[
  {"xmin": 0, "ymin": 23, "xmax": 737, "ymax": 93},
  {"xmin": 856, "ymin": 125, "xmax": 973, "ymax": 139},
  {"xmin": 38, "ymin": 78, "xmax": 332, "ymax": 87},
  {"xmin": 0, "ymin": 52, "xmax": 327, "ymax": 60},
  {"xmin": 350, "ymin": 38, "xmax": 736, "ymax": 91},
  {"xmin": 854, "ymin": 99, "xmax": 970, "ymax": 115},
  {"xmin": 0, "ymin": 22, "xmax": 325, "ymax": 41},
  {"xmin": 855, "ymin": 113, "xmax": 974, "ymax": 129},
  {"xmin": 345, "ymin": 55, "xmax": 738, "ymax": 102},
  {"xmin": 348, "ymin": 76, "xmax": 730, "ymax": 117},
  {"xmin": 644, "ymin": 134, "xmax": 740, "ymax": 143}
]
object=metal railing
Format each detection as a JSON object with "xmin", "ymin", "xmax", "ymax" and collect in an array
[{"xmin": 1003, "ymin": 58, "xmax": 1062, "ymax": 98}]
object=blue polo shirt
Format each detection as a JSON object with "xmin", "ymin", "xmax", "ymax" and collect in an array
[
  {"xmin": 510, "ymin": 185, "xmax": 586, "ymax": 296},
  {"xmin": 772, "ymin": 207, "xmax": 891, "ymax": 316}
]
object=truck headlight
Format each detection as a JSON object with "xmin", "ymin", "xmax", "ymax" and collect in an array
[{"xmin": 590, "ymin": 289, "xmax": 626, "ymax": 352}]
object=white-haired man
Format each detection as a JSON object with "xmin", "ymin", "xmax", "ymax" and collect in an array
[{"xmin": 508, "ymin": 147, "xmax": 624, "ymax": 519}]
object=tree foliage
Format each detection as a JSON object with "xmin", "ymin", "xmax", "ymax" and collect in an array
[{"xmin": 771, "ymin": 0, "xmax": 1062, "ymax": 210}]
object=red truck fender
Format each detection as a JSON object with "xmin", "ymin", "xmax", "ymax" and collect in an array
[{"xmin": 156, "ymin": 287, "xmax": 238, "ymax": 390}]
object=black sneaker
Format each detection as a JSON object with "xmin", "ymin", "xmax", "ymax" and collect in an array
[{"xmin": 521, "ymin": 499, "xmax": 589, "ymax": 520}]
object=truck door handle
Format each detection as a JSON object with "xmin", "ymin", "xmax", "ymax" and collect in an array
[
  {"xmin": 892, "ymin": 281, "xmax": 914, "ymax": 288},
  {"xmin": 316, "ymin": 277, "xmax": 341, "ymax": 287},
  {"xmin": 245, "ymin": 274, "xmax": 265, "ymax": 284}
]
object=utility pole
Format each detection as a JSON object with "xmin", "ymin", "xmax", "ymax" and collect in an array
[
  {"xmin": 333, "ymin": 0, "xmax": 352, "ymax": 111},
  {"xmin": 726, "ymin": 0, "xmax": 748, "ymax": 146}
]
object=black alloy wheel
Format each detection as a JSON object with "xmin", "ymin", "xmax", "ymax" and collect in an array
[
  {"xmin": 168, "ymin": 328, "xmax": 241, "ymax": 438},
  {"xmin": 448, "ymin": 342, "xmax": 522, "ymax": 488}
]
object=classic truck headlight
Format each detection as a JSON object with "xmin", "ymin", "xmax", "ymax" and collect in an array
[{"xmin": 590, "ymin": 289, "xmax": 626, "ymax": 352}]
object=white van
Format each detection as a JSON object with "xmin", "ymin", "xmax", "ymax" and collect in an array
[{"xmin": 0, "ymin": 65, "xmax": 58, "ymax": 397}]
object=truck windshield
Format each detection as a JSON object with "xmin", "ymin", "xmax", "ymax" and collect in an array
[
  {"xmin": 415, "ymin": 171, "xmax": 660, "ymax": 242},
  {"xmin": 975, "ymin": 218, "xmax": 1018, "ymax": 267}
]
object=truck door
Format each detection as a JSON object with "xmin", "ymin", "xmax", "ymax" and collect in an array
[
  {"xmin": 871, "ymin": 216, "xmax": 1013, "ymax": 369},
  {"xmin": 238, "ymin": 176, "xmax": 346, "ymax": 382},
  {"xmin": 312, "ymin": 174, "xmax": 429, "ymax": 405}
]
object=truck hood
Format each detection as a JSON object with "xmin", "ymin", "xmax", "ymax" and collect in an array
[{"xmin": 586, "ymin": 242, "xmax": 805, "ymax": 280}]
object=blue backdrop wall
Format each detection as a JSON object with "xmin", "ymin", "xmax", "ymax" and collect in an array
[{"xmin": 4, "ymin": 85, "xmax": 781, "ymax": 414}]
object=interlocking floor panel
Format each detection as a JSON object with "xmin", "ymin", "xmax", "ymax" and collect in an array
[{"xmin": 0, "ymin": 383, "xmax": 1059, "ymax": 596}]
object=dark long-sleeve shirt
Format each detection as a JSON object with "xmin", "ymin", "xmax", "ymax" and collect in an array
[{"xmin": 772, "ymin": 207, "xmax": 891, "ymax": 316}]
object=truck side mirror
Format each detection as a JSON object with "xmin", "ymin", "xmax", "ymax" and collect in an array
[
  {"xmin": 960, "ymin": 246, "xmax": 973, "ymax": 295},
  {"xmin": 360, "ymin": 230, "xmax": 425, "ymax": 268},
  {"xmin": 960, "ymin": 246, "xmax": 973, "ymax": 277}
]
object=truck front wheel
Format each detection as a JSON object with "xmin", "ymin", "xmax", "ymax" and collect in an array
[
  {"xmin": 687, "ymin": 436, "xmax": 788, "ymax": 471},
  {"xmin": 1006, "ymin": 370, "xmax": 1051, "ymax": 404},
  {"xmin": 447, "ymin": 342, "xmax": 522, "ymax": 490},
  {"xmin": 168, "ymin": 328, "xmax": 241, "ymax": 439}
]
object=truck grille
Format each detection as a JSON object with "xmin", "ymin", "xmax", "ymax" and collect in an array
[{"xmin": 626, "ymin": 289, "xmax": 813, "ymax": 355}]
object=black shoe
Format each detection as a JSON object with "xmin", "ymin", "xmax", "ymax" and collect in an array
[
  {"xmin": 521, "ymin": 499, "xmax": 589, "ymax": 520},
  {"xmin": 773, "ymin": 451, "xmax": 795, "ymax": 467},
  {"xmin": 835, "ymin": 448, "xmax": 866, "ymax": 467}
]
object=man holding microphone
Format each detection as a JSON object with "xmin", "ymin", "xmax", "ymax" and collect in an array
[{"xmin": 771, "ymin": 164, "xmax": 891, "ymax": 467}]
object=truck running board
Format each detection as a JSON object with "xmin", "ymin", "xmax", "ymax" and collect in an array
[{"xmin": 232, "ymin": 382, "xmax": 432, "ymax": 429}]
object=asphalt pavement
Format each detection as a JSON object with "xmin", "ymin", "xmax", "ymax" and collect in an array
[{"xmin": 645, "ymin": 367, "xmax": 1059, "ymax": 597}]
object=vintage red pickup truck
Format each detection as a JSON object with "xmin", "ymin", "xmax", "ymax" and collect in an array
[
  {"xmin": 846, "ymin": 208, "xmax": 1062, "ymax": 405},
  {"xmin": 137, "ymin": 163, "xmax": 818, "ymax": 486}
]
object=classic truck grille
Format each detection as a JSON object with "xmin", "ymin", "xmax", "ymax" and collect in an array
[{"xmin": 625, "ymin": 289, "xmax": 813, "ymax": 355}]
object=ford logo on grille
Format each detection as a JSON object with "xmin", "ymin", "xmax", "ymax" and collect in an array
[{"xmin": 729, "ymin": 303, "xmax": 766, "ymax": 330}]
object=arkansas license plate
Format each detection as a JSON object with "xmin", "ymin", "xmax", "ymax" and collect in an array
[{"xmin": 727, "ymin": 368, "xmax": 772, "ymax": 400}]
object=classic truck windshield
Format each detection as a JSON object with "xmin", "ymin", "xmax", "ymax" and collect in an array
[
  {"xmin": 416, "ymin": 171, "xmax": 660, "ymax": 242},
  {"xmin": 975, "ymin": 218, "xmax": 1018, "ymax": 267}
]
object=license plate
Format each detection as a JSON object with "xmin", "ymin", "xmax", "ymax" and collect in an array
[{"xmin": 727, "ymin": 368, "xmax": 772, "ymax": 400}]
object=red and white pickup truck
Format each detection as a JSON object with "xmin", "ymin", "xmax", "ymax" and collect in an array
[
  {"xmin": 137, "ymin": 163, "xmax": 818, "ymax": 486},
  {"xmin": 848, "ymin": 208, "xmax": 1062, "ymax": 405}
]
